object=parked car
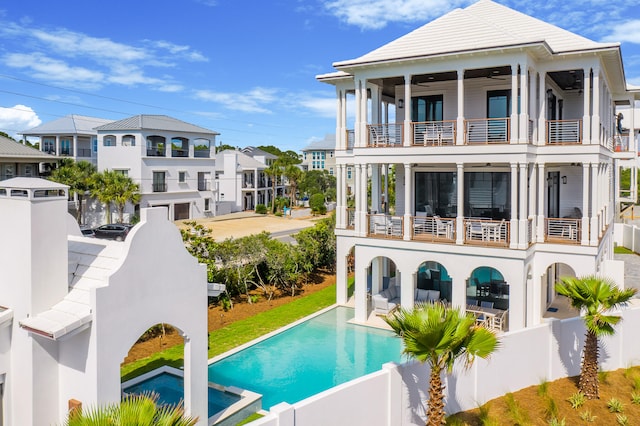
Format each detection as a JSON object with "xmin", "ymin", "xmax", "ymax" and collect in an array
[
  {"xmin": 79, "ymin": 225, "xmax": 95, "ymax": 238},
  {"xmin": 93, "ymin": 223, "xmax": 133, "ymax": 241}
]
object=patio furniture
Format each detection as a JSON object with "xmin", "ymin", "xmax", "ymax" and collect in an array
[
  {"xmin": 371, "ymin": 215, "xmax": 389, "ymax": 235},
  {"xmin": 413, "ymin": 211, "xmax": 429, "ymax": 234},
  {"xmin": 434, "ymin": 215, "xmax": 453, "ymax": 239},
  {"xmin": 491, "ymin": 309, "xmax": 508, "ymax": 331},
  {"xmin": 372, "ymin": 285, "xmax": 399, "ymax": 314},
  {"xmin": 370, "ymin": 127, "xmax": 388, "ymax": 147}
]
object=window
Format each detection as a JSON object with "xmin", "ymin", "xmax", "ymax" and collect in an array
[
  {"xmin": 122, "ymin": 135, "xmax": 136, "ymax": 146},
  {"xmin": 412, "ymin": 95, "xmax": 443, "ymax": 122},
  {"xmin": 60, "ymin": 138, "xmax": 71, "ymax": 156},
  {"xmin": 329, "ymin": 168, "xmax": 334, "ymax": 176},
  {"xmin": 103, "ymin": 135, "xmax": 116, "ymax": 147},
  {"xmin": 114, "ymin": 169, "xmax": 128, "ymax": 177},
  {"xmin": 171, "ymin": 137, "xmax": 188, "ymax": 157},
  {"xmin": 464, "ymin": 172, "xmax": 511, "ymax": 219},
  {"xmin": 152, "ymin": 171, "xmax": 167, "ymax": 192},
  {"xmin": 487, "ymin": 90, "xmax": 511, "ymax": 118},
  {"xmin": 178, "ymin": 171, "xmax": 186, "ymax": 183},
  {"xmin": 414, "ymin": 172, "xmax": 457, "ymax": 217},
  {"xmin": 329, "ymin": 151, "xmax": 334, "ymax": 158},
  {"xmin": 204, "ymin": 198, "xmax": 211, "ymax": 212},
  {"xmin": 146, "ymin": 136, "xmax": 166, "ymax": 156},
  {"xmin": 347, "ymin": 167, "xmax": 352, "ymax": 180},
  {"xmin": 43, "ymin": 138, "xmax": 55, "ymax": 154},
  {"xmin": 92, "ymin": 138, "xmax": 98, "ymax": 153}
]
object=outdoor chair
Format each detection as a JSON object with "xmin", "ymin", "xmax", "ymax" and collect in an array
[
  {"xmin": 480, "ymin": 301, "xmax": 494, "ymax": 309},
  {"xmin": 434, "ymin": 215, "xmax": 452, "ymax": 238},
  {"xmin": 492, "ymin": 309, "xmax": 508, "ymax": 331}
]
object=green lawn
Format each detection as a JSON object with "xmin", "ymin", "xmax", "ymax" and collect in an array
[
  {"xmin": 614, "ymin": 245, "xmax": 637, "ymax": 255},
  {"xmin": 121, "ymin": 283, "xmax": 337, "ymax": 381}
]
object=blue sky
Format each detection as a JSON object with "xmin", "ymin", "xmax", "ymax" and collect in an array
[{"xmin": 1, "ymin": 0, "xmax": 639, "ymax": 152}]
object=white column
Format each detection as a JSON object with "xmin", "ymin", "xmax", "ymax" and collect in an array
[
  {"xmin": 361, "ymin": 164, "xmax": 368, "ymax": 236},
  {"xmin": 371, "ymin": 84, "xmax": 381, "ymax": 126},
  {"xmin": 403, "ymin": 74, "xmax": 412, "ymax": 146},
  {"xmin": 354, "ymin": 163, "xmax": 362, "ymax": 234},
  {"xmin": 401, "ymin": 270, "xmax": 416, "ymax": 311},
  {"xmin": 335, "ymin": 244, "xmax": 348, "ymax": 304},
  {"xmin": 336, "ymin": 165, "xmax": 344, "ymax": 228},
  {"xmin": 72, "ymin": 135, "xmax": 77, "ymax": 157},
  {"xmin": 582, "ymin": 163, "xmax": 590, "ymax": 245},
  {"xmin": 361, "ymin": 80, "xmax": 369, "ymax": 148},
  {"xmin": 510, "ymin": 163, "xmax": 518, "ymax": 248},
  {"xmin": 335, "ymin": 88, "xmax": 343, "ymax": 150},
  {"xmin": 510, "ymin": 65, "xmax": 518, "ymax": 143},
  {"xmin": 457, "ymin": 69, "xmax": 465, "ymax": 145},
  {"xmin": 342, "ymin": 165, "xmax": 348, "ymax": 224},
  {"xmin": 582, "ymin": 68, "xmax": 591, "ymax": 144},
  {"xmin": 590, "ymin": 163, "xmax": 599, "ymax": 245},
  {"xmin": 456, "ymin": 163, "xmax": 464, "ymax": 244},
  {"xmin": 519, "ymin": 65, "xmax": 529, "ymax": 143},
  {"xmin": 354, "ymin": 79, "xmax": 363, "ymax": 148},
  {"xmin": 371, "ymin": 257, "xmax": 383, "ymax": 296},
  {"xmin": 354, "ymin": 250, "xmax": 368, "ymax": 323},
  {"xmin": 383, "ymin": 164, "xmax": 389, "ymax": 214},
  {"xmin": 537, "ymin": 163, "xmax": 546, "ymax": 242},
  {"xmin": 538, "ymin": 71, "xmax": 547, "ymax": 146},
  {"xmin": 403, "ymin": 163, "xmax": 412, "ymax": 241},
  {"xmin": 371, "ymin": 164, "xmax": 381, "ymax": 213},
  {"xmin": 518, "ymin": 163, "xmax": 528, "ymax": 249},
  {"xmin": 55, "ymin": 135, "xmax": 60, "ymax": 155},
  {"xmin": 528, "ymin": 164, "xmax": 537, "ymax": 242},
  {"xmin": 591, "ymin": 68, "xmax": 600, "ymax": 145}
]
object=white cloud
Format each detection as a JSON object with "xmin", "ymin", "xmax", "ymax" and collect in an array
[
  {"xmin": 194, "ymin": 87, "xmax": 279, "ymax": 113},
  {"xmin": 0, "ymin": 105, "xmax": 41, "ymax": 136},
  {"xmin": 4, "ymin": 53, "xmax": 105, "ymax": 89},
  {"xmin": 153, "ymin": 41, "xmax": 208, "ymax": 62},
  {"xmin": 297, "ymin": 97, "xmax": 337, "ymax": 118},
  {"xmin": 603, "ymin": 20, "xmax": 640, "ymax": 44},
  {"xmin": 323, "ymin": 0, "xmax": 469, "ymax": 30}
]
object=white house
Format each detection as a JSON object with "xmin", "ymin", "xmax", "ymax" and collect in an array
[
  {"xmin": 318, "ymin": 0, "xmax": 640, "ymax": 331},
  {"xmin": 21, "ymin": 114, "xmax": 113, "ymax": 166},
  {"xmin": 215, "ymin": 149, "xmax": 283, "ymax": 212},
  {"xmin": 0, "ymin": 177, "xmax": 208, "ymax": 425},
  {"xmin": 96, "ymin": 114, "xmax": 219, "ymax": 222}
]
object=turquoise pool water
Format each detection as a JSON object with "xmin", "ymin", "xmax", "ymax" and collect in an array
[
  {"xmin": 208, "ymin": 306, "xmax": 403, "ymax": 409},
  {"xmin": 123, "ymin": 372, "xmax": 241, "ymax": 417}
]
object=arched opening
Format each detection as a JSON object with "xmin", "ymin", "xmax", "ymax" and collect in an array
[
  {"xmin": 368, "ymin": 256, "xmax": 399, "ymax": 315},
  {"xmin": 121, "ymin": 322, "xmax": 185, "ymax": 403},
  {"xmin": 171, "ymin": 137, "xmax": 189, "ymax": 157},
  {"xmin": 147, "ymin": 135, "xmax": 166, "ymax": 156},
  {"xmin": 417, "ymin": 261, "xmax": 452, "ymax": 302},
  {"xmin": 346, "ymin": 246, "xmax": 355, "ymax": 298},
  {"xmin": 467, "ymin": 266, "xmax": 509, "ymax": 331},
  {"xmin": 193, "ymin": 138, "xmax": 211, "ymax": 158},
  {"xmin": 542, "ymin": 262, "xmax": 579, "ymax": 319}
]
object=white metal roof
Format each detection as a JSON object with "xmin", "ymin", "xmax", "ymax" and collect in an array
[
  {"xmin": 96, "ymin": 115, "xmax": 219, "ymax": 136},
  {"xmin": 215, "ymin": 149, "xmax": 267, "ymax": 170},
  {"xmin": 21, "ymin": 115, "xmax": 113, "ymax": 136},
  {"xmin": 334, "ymin": 0, "xmax": 618, "ymax": 69}
]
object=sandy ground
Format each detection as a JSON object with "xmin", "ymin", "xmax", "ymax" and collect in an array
[{"xmin": 174, "ymin": 210, "xmax": 321, "ymax": 241}]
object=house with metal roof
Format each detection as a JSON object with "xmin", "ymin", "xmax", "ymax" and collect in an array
[
  {"xmin": 21, "ymin": 115, "xmax": 113, "ymax": 166},
  {"xmin": 0, "ymin": 134, "xmax": 58, "ymax": 180},
  {"xmin": 318, "ymin": 0, "xmax": 640, "ymax": 331},
  {"xmin": 95, "ymin": 115, "xmax": 219, "ymax": 221}
]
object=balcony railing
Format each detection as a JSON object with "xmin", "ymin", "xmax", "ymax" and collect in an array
[
  {"xmin": 198, "ymin": 181, "xmax": 211, "ymax": 191},
  {"xmin": 194, "ymin": 149, "xmax": 210, "ymax": 158},
  {"xmin": 147, "ymin": 148, "xmax": 165, "ymax": 157},
  {"xmin": 464, "ymin": 218, "xmax": 509, "ymax": 246},
  {"xmin": 367, "ymin": 214, "xmax": 403, "ymax": 238},
  {"xmin": 171, "ymin": 149, "xmax": 188, "ymax": 157},
  {"xmin": 367, "ymin": 124, "xmax": 403, "ymax": 147},
  {"xmin": 613, "ymin": 135, "xmax": 630, "ymax": 152},
  {"xmin": 546, "ymin": 120, "xmax": 582, "ymax": 144},
  {"xmin": 346, "ymin": 208, "xmax": 355, "ymax": 229},
  {"xmin": 411, "ymin": 121, "xmax": 456, "ymax": 146},
  {"xmin": 346, "ymin": 130, "xmax": 355, "ymax": 150},
  {"xmin": 152, "ymin": 183, "xmax": 167, "ymax": 192},
  {"xmin": 528, "ymin": 120, "xmax": 534, "ymax": 144},
  {"xmin": 243, "ymin": 181, "xmax": 254, "ymax": 189},
  {"xmin": 527, "ymin": 217, "xmax": 534, "ymax": 245},
  {"xmin": 412, "ymin": 215, "xmax": 455, "ymax": 242},
  {"xmin": 465, "ymin": 118, "xmax": 510, "ymax": 144},
  {"xmin": 77, "ymin": 148, "xmax": 92, "ymax": 157},
  {"xmin": 545, "ymin": 218, "xmax": 581, "ymax": 244}
]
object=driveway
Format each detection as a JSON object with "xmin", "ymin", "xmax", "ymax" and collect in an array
[{"xmin": 176, "ymin": 209, "xmax": 321, "ymax": 241}]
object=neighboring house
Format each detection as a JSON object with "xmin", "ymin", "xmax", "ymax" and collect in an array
[
  {"xmin": 96, "ymin": 114, "xmax": 219, "ymax": 222},
  {"xmin": 301, "ymin": 134, "xmax": 356, "ymax": 194},
  {"xmin": 21, "ymin": 115, "xmax": 113, "ymax": 166},
  {"xmin": 0, "ymin": 178, "xmax": 208, "ymax": 425},
  {"xmin": 242, "ymin": 146, "xmax": 278, "ymax": 166},
  {"xmin": 0, "ymin": 134, "xmax": 58, "ymax": 180},
  {"xmin": 215, "ymin": 149, "xmax": 276, "ymax": 212},
  {"xmin": 318, "ymin": 0, "xmax": 639, "ymax": 331}
]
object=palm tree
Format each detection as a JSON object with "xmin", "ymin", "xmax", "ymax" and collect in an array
[
  {"xmin": 50, "ymin": 159, "xmax": 97, "ymax": 224},
  {"xmin": 64, "ymin": 392, "xmax": 197, "ymax": 425},
  {"xmin": 92, "ymin": 170, "xmax": 140, "ymax": 223},
  {"xmin": 555, "ymin": 275, "xmax": 636, "ymax": 399},
  {"xmin": 385, "ymin": 303, "xmax": 499, "ymax": 426},
  {"xmin": 284, "ymin": 164, "xmax": 302, "ymax": 207},
  {"xmin": 264, "ymin": 161, "xmax": 283, "ymax": 213}
]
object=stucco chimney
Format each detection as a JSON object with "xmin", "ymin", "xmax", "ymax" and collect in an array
[{"xmin": 0, "ymin": 178, "xmax": 70, "ymax": 314}]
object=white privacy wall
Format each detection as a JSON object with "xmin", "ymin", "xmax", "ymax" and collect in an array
[{"xmin": 249, "ymin": 306, "xmax": 640, "ymax": 426}]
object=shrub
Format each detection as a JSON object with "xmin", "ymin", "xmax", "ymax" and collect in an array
[
  {"xmin": 631, "ymin": 392, "xmax": 640, "ymax": 404},
  {"xmin": 608, "ymin": 397, "xmax": 624, "ymax": 413},
  {"xmin": 309, "ymin": 193, "xmax": 326, "ymax": 215},
  {"xmin": 255, "ymin": 204, "xmax": 267, "ymax": 214},
  {"xmin": 616, "ymin": 414, "xmax": 629, "ymax": 425},
  {"xmin": 579, "ymin": 409, "xmax": 596, "ymax": 422},
  {"xmin": 567, "ymin": 391, "xmax": 586, "ymax": 409}
]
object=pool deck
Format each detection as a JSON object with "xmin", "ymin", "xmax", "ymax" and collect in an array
[{"xmin": 344, "ymin": 297, "xmax": 394, "ymax": 330}]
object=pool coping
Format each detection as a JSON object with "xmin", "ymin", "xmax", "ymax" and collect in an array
[
  {"xmin": 207, "ymin": 303, "xmax": 340, "ymax": 364},
  {"xmin": 121, "ymin": 365, "xmax": 262, "ymax": 426}
]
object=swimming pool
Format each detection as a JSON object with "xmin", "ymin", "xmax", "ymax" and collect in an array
[{"xmin": 208, "ymin": 306, "xmax": 403, "ymax": 409}]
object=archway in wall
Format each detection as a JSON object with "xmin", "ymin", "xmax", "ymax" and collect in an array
[
  {"xmin": 541, "ymin": 263, "xmax": 578, "ymax": 319},
  {"xmin": 367, "ymin": 256, "xmax": 398, "ymax": 296},
  {"xmin": 121, "ymin": 323, "xmax": 185, "ymax": 402},
  {"xmin": 468, "ymin": 266, "xmax": 509, "ymax": 311},
  {"xmin": 346, "ymin": 246, "xmax": 355, "ymax": 298},
  {"xmin": 417, "ymin": 261, "xmax": 451, "ymax": 302}
]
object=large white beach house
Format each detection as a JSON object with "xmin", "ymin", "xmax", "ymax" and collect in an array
[{"xmin": 318, "ymin": 0, "xmax": 639, "ymax": 332}]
